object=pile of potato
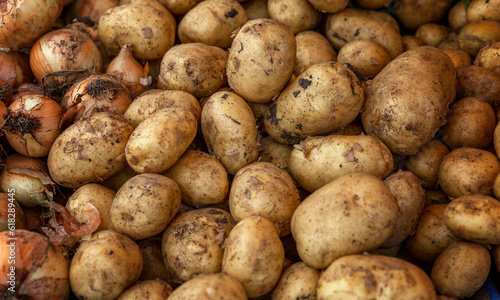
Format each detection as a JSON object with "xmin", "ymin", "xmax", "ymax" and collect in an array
[{"xmin": 1, "ymin": 0, "xmax": 500, "ymax": 299}]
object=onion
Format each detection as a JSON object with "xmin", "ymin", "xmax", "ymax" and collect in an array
[
  {"xmin": 66, "ymin": 0, "xmax": 119, "ymax": 25},
  {"xmin": 0, "ymin": 0, "xmax": 62, "ymax": 51},
  {"xmin": 0, "ymin": 230, "xmax": 70, "ymax": 299},
  {"xmin": 0, "ymin": 51, "xmax": 32, "ymax": 89},
  {"xmin": 0, "ymin": 100, "xmax": 7, "ymax": 133},
  {"xmin": 4, "ymin": 95, "xmax": 62, "ymax": 157},
  {"xmin": 0, "ymin": 193, "xmax": 27, "ymax": 232}
]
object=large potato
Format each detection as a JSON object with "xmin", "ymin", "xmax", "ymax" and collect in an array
[
  {"xmin": 272, "ymin": 262, "xmax": 320, "ymax": 300},
  {"xmin": 167, "ymin": 273, "xmax": 247, "ymax": 300},
  {"xmin": 361, "ymin": 46, "xmax": 457, "ymax": 156},
  {"xmin": 264, "ymin": 61, "xmax": 364, "ymax": 145},
  {"xmin": 294, "ymin": 30, "xmax": 337, "ymax": 76},
  {"xmin": 406, "ymin": 140, "xmax": 450, "ymax": 189},
  {"xmin": 291, "ymin": 172, "xmax": 399, "ymax": 269},
  {"xmin": 288, "ymin": 134, "xmax": 393, "ymax": 192},
  {"xmin": 227, "ymin": 18, "xmax": 296, "ymax": 103}
]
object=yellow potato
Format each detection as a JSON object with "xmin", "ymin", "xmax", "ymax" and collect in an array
[
  {"xmin": 167, "ymin": 273, "xmax": 247, "ymax": 300},
  {"xmin": 402, "ymin": 35, "xmax": 424, "ymax": 51},
  {"xmin": 268, "ymin": 0, "xmax": 320, "ymax": 34},
  {"xmin": 448, "ymin": 1, "xmax": 469, "ymax": 30},
  {"xmin": 415, "ymin": 23, "xmax": 449, "ymax": 47},
  {"xmin": 475, "ymin": 41, "xmax": 500, "ymax": 69},
  {"xmin": 137, "ymin": 238, "xmax": 174, "ymax": 283},
  {"xmin": 306, "ymin": 0, "xmax": 348, "ymax": 13},
  {"xmin": 117, "ymin": 280, "xmax": 172, "ymax": 300},
  {"xmin": 467, "ymin": 0, "xmax": 500, "ymax": 23},
  {"xmin": 456, "ymin": 65, "xmax": 500, "ymax": 105},
  {"xmin": 272, "ymin": 262, "xmax": 320, "ymax": 300},
  {"xmin": 394, "ymin": 0, "xmax": 451, "ymax": 30},
  {"xmin": 336, "ymin": 39, "xmax": 392, "ymax": 79},
  {"xmin": 406, "ymin": 140, "xmax": 450, "ymax": 190},
  {"xmin": 441, "ymin": 49, "xmax": 472, "ymax": 68},
  {"xmin": 294, "ymin": 30, "xmax": 337, "ymax": 76},
  {"xmin": 458, "ymin": 20, "xmax": 500, "ymax": 56}
]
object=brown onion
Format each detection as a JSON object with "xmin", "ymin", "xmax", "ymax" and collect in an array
[
  {"xmin": 0, "ymin": 100, "xmax": 7, "ymax": 132},
  {"xmin": 0, "ymin": 51, "xmax": 32, "ymax": 89},
  {"xmin": 4, "ymin": 95, "xmax": 62, "ymax": 157},
  {"xmin": 0, "ymin": 230, "xmax": 70, "ymax": 299},
  {"xmin": 66, "ymin": 0, "xmax": 119, "ymax": 25},
  {"xmin": 0, "ymin": 193, "xmax": 27, "ymax": 232}
]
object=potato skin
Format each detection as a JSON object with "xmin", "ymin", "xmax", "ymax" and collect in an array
[
  {"xmin": 458, "ymin": 20, "xmax": 500, "ymax": 56},
  {"xmin": 317, "ymin": 254, "xmax": 437, "ymax": 300},
  {"xmin": 336, "ymin": 39, "xmax": 392, "ymax": 79},
  {"xmin": 394, "ymin": 0, "xmax": 451, "ymax": 30},
  {"xmin": 288, "ymin": 135, "xmax": 393, "ymax": 192},
  {"xmin": 467, "ymin": 0, "xmax": 500, "ymax": 23},
  {"xmin": 361, "ymin": 46, "xmax": 457, "ymax": 156},
  {"xmin": 441, "ymin": 48, "xmax": 472, "ymax": 68},
  {"xmin": 294, "ymin": 31, "xmax": 337, "ymax": 76},
  {"xmin": 272, "ymin": 262, "xmax": 320, "ymax": 300},
  {"xmin": 268, "ymin": 0, "xmax": 320, "ymax": 34},
  {"xmin": 117, "ymin": 280, "xmax": 172, "ymax": 300},
  {"xmin": 306, "ymin": 0, "xmax": 348, "ymax": 14},
  {"xmin": 456, "ymin": 65, "xmax": 500, "ymax": 105},
  {"xmin": 406, "ymin": 140, "xmax": 450, "ymax": 189},
  {"xmin": 474, "ymin": 41, "xmax": 500, "ymax": 69},
  {"xmin": 415, "ymin": 23, "xmax": 449, "ymax": 47},
  {"xmin": 167, "ymin": 273, "xmax": 247, "ymax": 300},
  {"xmin": 291, "ymin": 173, "xmax": 399, "ymax": 269}
]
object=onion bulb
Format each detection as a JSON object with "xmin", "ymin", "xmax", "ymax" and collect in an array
[
  {"xmin": 106, "ymin": 44, "xmax": 151, "ymax": 98},
  {"xmin": 0, "ymin": 51, "xmax": 32, "ymax": 89},
  {"xmin": 0, "ymin": 193, "xmax": 27, "ymax": 232},
  {"xmin": 0, "ymin": 154, "xmax": 56, "ymax": 208},
  {"xmin": 0, "ymin": 100, "xmax": 7, "ymax": 133},
  {"xmin": 0, "ymin": 230, "xmax": 70, "ymax": 299},
  {"xmin": 66, "ymin": 0, "xmax": 119, "ymax": 25},
  {"xmin": 4, "ymin": 95, "xmax": 62, "ymax": 157}
]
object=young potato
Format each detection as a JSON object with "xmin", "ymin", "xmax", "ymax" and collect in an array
[
  {"xmin": 125, "ymin": 108, "xmax": 197, "ymax": 174},
  {"xmin": 336, "ymin": 39, "xmax": 392, "ymax": 79},
  {"xmin": 229, "ymin": 162, "xmax": 300, "ymax": 236},
  {"xmin": 294, "ymin": 31, "xmax": 337, "ymax": 76},
  {"xmin": 361, "ymin": 46, "xmax": 457, "ymax": 156},
  {"xmin": 456, "ymin": 65, "xmax": 500, "ymax": 105},
  {"xmin": 242, "ymin": 0, "xmax": 270, "ymax": 20},
  {"xmin": 117, "ymin": 279, "xmax": 172, "ymax": 300},
  {"xmin": 288, "ymin": 135, "xmax": 393, "ymax": 192},
  {"xmin": 69, "ymin": 230, "xmax": 143, "ymax": 300},
  {"xmin": 167, "ymin": 273, "xmax": 247, "ymax": 300},
  {"xmin": 291, "ymin": 173, "xmax": 399, "ymax": 269},
  {"xmin": 402, "ymin": 35, "xmax": 424, "ymax": 51},
  {"xmin": 137, "ymin": 238, "xmax": 174, "ymax": 284},
  {"xmin": 201, "ymin": 91, "xmax": 260, "ymax": 175},
  {"xmin": 475, "ymin": 41, "xmax": 500, "ymax": 68},
  {"xmin": 272, "ymin": 262, "xmax": 320, "ymax": 300},
  {"xmin": 394, "ymin": 0, "xmax": 451, "ymax": 30},
  {"xmin": 158, "ymin": 0, "xmax": 200, "ymax": 14},
  {"xmin": 48, "ymin": 112, "xmax": 133, "ymax": 188},
  {"xmin": 325, "ymin": 8, "xmax": 403, "ymax": 59},
  {"xmin": 264, "ymin": 61, "xmax": 364, "ymax": 145},
  {"xmin": 306, "ymin": 0, "xmax": 348, "ymax": 13},
  {"xmin": 441, "ymin": 48, "xmax": 472, "ymax": 68},
  {"xmin": 268, "ymin": 0, "xmax": 320, "ymax": 34},
  {"xmin": 178, "ymin": 0, "xmax": 247, "ymax": 49},
  {"xmin": 317, "ymin": 254, "xmax": 437, "ymax": 299},
  {"xmin": 353, "ymin": 0, "xmax": 391, "ymax": 9},
  {"xmin": 441, "ymin": 97, "xmax": 495, "ymax": 149},
  {"xmin": 437, "ymin": 31, "xmax": 460, "ymax": 50},
  {"xmin": 123, "ymin": 90, "xmax": 201, "ymax": 128},
  {"xmin": 406, "ymin": 204, "xmax": 463, "ymax": 263},
  {"xmin": 162, "ymin": 208, "xmax": 235, "ymax": 282},
  {"xmin": 227, "ymin": 18, "xmax": 296, "ymax": 103},
  {"xmin": 406, "ymin": 140, "xmax": 450, "ymax": 189},
  {"xmin": 437, "ymin": 147, "xmax": 500, "ymax": 199},
  {"xmin": 431, "ymin": 242, "xmax": 491, "ymax": 299},
  {"xmin": 448, "ymin": 1, "xmax": 468, "ymax": 30},
  {"xmin": 458, "ymin": 20, "xmax": 500, "ymax": 56},
  {"xmin": 110, "ymin": 173, "xmax": 181, "ymax": 240},
  {"xmin": 158, "ymin": 43, "xmax": 227, "ymax": 98},
  {"xmin": 258, "ymin": 136, "xmax": 293, "ymax": 171},
  {"xmin": 467, "ymin": 0, "xmax": 500, "ymax": 23},
  {"xmin": 65, "ymin": 184, "xmax": 115, "ymax": 232},
  {"xmin": 415, "ymin": 23, "xmax": 449, "ymax": 47}
]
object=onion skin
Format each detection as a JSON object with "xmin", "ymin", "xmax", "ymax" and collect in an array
[
  {"xmin": 0, "ymin": 51, "xmax": 32, "ymax": 89},
  {"xmin": 0, "ymin": 193, "xmax": 27, "ymax": 232}
]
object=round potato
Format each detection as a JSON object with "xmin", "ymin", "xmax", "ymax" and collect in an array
[
  {"xmin": 402, "ymin": 35, "xmax": 424, "ymax": 51},
  {"xmin": 117, "ymin": 280, "xmax": 172, "ymax": 300},
  {"xmin": 294, "ymin": 30, "xmax": 337, "ymax": 76},
  {"xmin": 415, "ymin": 23, "xmax": 449, "ymax": 47},
  {"xmin": 258, "ymin": 136, "xmax": 293, "ymax": 171},
  {"xmin": 458, "ymin": 20, "xmax": 500, "ymax": 56},
  {"xmin": 456, "ymin": 64, "xmax": 500, "ymax": 106},
  {"xmin": 394, "ymin": 0, "xmax": 451, "ymax": 30},
  {"xmin": 336, "ymin": 39, "xmax": 392, "ymax": 79},
  {"xmin": 406, "ymin": 140, "xmax": 450, "ymax": 189},
  {"xmin": 306, "ymin": 0, "xmax": 348, "ymax": 13},
  {"xmin": 167, "ymin": 273, "xmax": 247, "ymax": 300},
  {"xmin": 268, "ymin": 0, "xmax": 320, "ymax": 34},
  {"xmin": 467, "ymin": 0, "xmax": 500, "ymax": 23},
  {"xmin": 227, "ymin": 18, "xmax": 296, "ymax": 103},
  {"xmin": 110, "ymin": 173, "xmax": 181, "ymax": 240},
  {"xmin": 448, "ymin": 1, "xmax": 468, "ymax": 30},
  {"xmin": 474, "ymin": 41, "xmax": 500, "ymax": 69},
  {"xmin": 441, "ymin": 48, "xmax": 472, "ymax": 68},
  {"xmin": 272, "ymin": 262, "xmax": 320, "ymax": 300}
]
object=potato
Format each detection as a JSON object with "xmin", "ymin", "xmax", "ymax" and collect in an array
[
  {"xmin": 264, "ymin": 61, "xmax": 364, "ymax": 145},
  {"xmin": 458, "ymin": 20, "xmax": 500, "ymax": 56},
  {"xmin": 437, "ymin": 147, "xmax": 500, "ymax": 199},
  {"xmin": 69, "ymin": 230, "xmax": 143, "ymax": 300},
  {"xmin": 288, "ymin": 134, "xmax": 393, "ymax": 192},
  {"xmin": 98, "ymin": 4, "xmax": 175, "ymax": 60},
  {"xmin": 110, "ymin": 173, "xmax": 181, "ymax": 240},
  {"xmin": 475, "ymin": 41, "xmax": 500, "ymax": 69},
  {"xmin": 425, "ymin": 189, "xmax": 450, "ymax": 206},
  {"xmin": 361, "ymin": 46, "xmax": 457, "ymax": 156},
  {"xmin": 158, "ymin": 43, "xmax": 227, "ymax": 98},
  {"xmin": 258, "ymin": 136, "xmax": 293, "ymax": 170},
  {"xmin": 294, "ymin": 31, "xmax": 337, "ymax": 76},
  {"xmin": 167, "ymin": 273, "xmax": 247, "ymax": 300},
  {"xmin": 456, "ymin": 64, "xmax": 500, "ymax": 105},
  {"xmin": 328, "ymin": 120, "xmax": 365, "ymax": 136},
  {"xmin": 325, "ymin": 8, "xmax": 403, "ymax": 59},
  {"xmin": 268, "ymin": 0, "xmax": 320, "ymax": 34},
  {"xmin": 394, "ymin": 0, "xmax": 451, "ymax": 30},
  {"xmin": 448, "ymin": 1, "xmax": 468, "ymax": 30},
  {"xmin": 437, "ymin": 31, "xmax": 460, "ymax": 50},
  {"xmin": 431, "ymin": 242, "xmax": 491, "ymax": 299},
  {"xmin": 443, "ymin": 194, "xmax": 500, "ymax": 244},
  {"xmin": 306, "ymin": 0, "xmax": 348, "ymax": 13},
  {"xmin": 415, "ymin": 23, "xmax": 449, "ymax": 47},
  {"xmin": 272, "ymin": 262, "xmax": 320, "ymax": 300},
  {"xmin": 48, "ymin": 112, "xmax": 133, "ymax": 188},
  {"xmin": 117, "ymin": 279, "xmax": 172, "ymax": 300},
  {"xmin": 158, "ymin": 0, "xmax": 200, "ymax": 15},
  {"xmin": 406, "ymin": 140, "xmax": 450, "ymax": 189},
  {"xmin": 380, "ymin": 171, "xmax": 426, "ymax": 249},
  {"xmin": 406, "ymin": 204, "xmax": 463, "ymax": 263},
  {"xmin": 137, "ymin": 238, "xmax": 174, "ymax": 284},
  {"xmin": 402, "ymin": 35, "xmax": 424, "ymax": 51},
  {"xmin": 441, "ymin": 97, "xmax": 495, "ymax": 149},
  {"xmin": 125, "ymin": 108, "xmax": 197, "ymax": 174},
  {"xmin": 124, "ymin": 90, "xmax": 201, "ymax": 128},
  {"xmin": 441, "ymin": 48, "xmax": 472, "ymax": 68},
  {"xmin": 101, "ymin": 164, "xmax": 138, "ymax": 192},
  {"xmin": 291, "ymin": 173, "xmax": 399, "ymax": 269},
  {"xmin": 242, "ymin": 0, "xmax": 270, "ymax": 20},
  {"xmin": 336, "ymin": 39, "xmax": 392, "ymax": 79},
  {"xmin": 229, "ymin": 162, "xmax": 300, "ymax": 236},
  {"xmin": 221, "ymin": 216, "xmax": 284, "ymax": 298},
  {"xmin": 317, "ymin": 254, "xmax": 437, "ymax": 299},
  {"xmin": 227, "ymin": 18, "xmax": 296, "ymax": 103},
  {"xmin": 467, "ymin": 0, "xmax": 500, "ymax": 23},
  {"xmin": 353, "ymin": 0, "xmax": 391, "ymax": 9},
  {"xmin": 65, "ymin": 184, "xmax": 115, "ymax": 232},
  {"xmin": 119, "ymin": 0, "xmax": 176, "ymax": 32},
  {"xmin": 201, "ymin": 91, "xmax": 260, "ymax": 175},
  {"xmin": 178, "ymin": 0, "xmax": 247, "ymax": 48}
]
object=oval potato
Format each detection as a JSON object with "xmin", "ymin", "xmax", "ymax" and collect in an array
[{"xmin": 272, "ymin": 262, "xmax": 320, "ymax": 300}]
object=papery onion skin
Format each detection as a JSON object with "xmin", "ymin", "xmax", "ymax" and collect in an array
[
  {"xmin": 0, "ymin": 230, "xmax": 70, "ymax": 299},
  {"xmin": 0, "ymin": 0, "xmax": 61, "ymax": 51},
  {"xmin": 0, "ymin": 193, "xmax": 27, "ymax": 232},
  {"xmin": 0, "ymin": 100, "xmax": 7, "ymax": 133},
  {"xmin": 66, "ymin": 0, "xmax": 119, "ymax": 25},
  {"xmin": 0, "ymin": 51, "xmax": 32, "ymax": 89}
]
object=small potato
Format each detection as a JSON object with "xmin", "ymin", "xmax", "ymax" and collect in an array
[
  {"xmin": 306, "ymin": 0, "xmax": 348, "ymax": 13},
  {"xmin": 110, "ymin": 173, "xmax": 181, "ymax": 240},
  {"xmin": 456, "ymin": 65, "xmax": 500, "ymax": 106},
  {"xmin": 125, "ymin": 108, "xmax": 197, "ymax": 174},
  {"xmin": 448, "ymin": 1, "xmax": 468, "ymax": 30},
  {"xmin": 441, "ymin": 97, "xmax": 495, "ymax": 149},
  {"xmin": 431, "ymin": 242, "xmax": 491, "ymax": 299},
  {"xmin": 406, "ymin": 204, "xmax": 463, "ymax": 263},
  {"xmin": 117, "ymin": 279, "xmax": 172, "ymax": 300},
  {"xmin": 294, "ymin": 31, "xmax": 337, "ymax": 76},
  {"xmin": 167, "ymin": 273, "xmax": 247, "ymax": 300},
  {"xmin": 437, "ymin": 147, "xmax": 500, "ymax": 199},
  {"xmin": 441, "ymin": 48, "xmax": 472, "ymax": 68},
  {"xmin": 242, "ymin": 0, "xmax": 270, "ymax": 20},
  {"xmin": 272, "ymin": 262, "xmax": 320, "ymax": 300},
  {"xmin": 406, "ymin": 140, "xmax": 450, "ymax": 189},
  {"xmin": 101, "ymin": 164, "xmax": 138, "ymax": 192},
  {"xmin": 336, "ymin": 39, "xmax": 392, "ymax": 79},
  {"xmin": 394, "ymin": 0, "xmax": 451, "ymax": 30},
  {"xmin": 288, "ymin": 134, "xmax": 393, "ymax": 192},
  {"xmin": 317, "ymin": 254, "xmax": 437, "ymax": 299},
  {"xmin": 443, "ymin": 194, "xmax": 500, "ymax": 244},
  {"xmin": 415, "ymin": 23, "xmax": 449, "ymax": 47},
  {"xmin": 137, "ymin": 238, "xmax": 174, "ymax": 284},
  {"xmin": 229, "ymin": 162, "xmax": 300, "ymax": 236},
  {"xmin": 474, "ymin": 41, "xmax": 500, "ymax": 69},
  {"xmin": 268, "ymin": 0, "xmax": 320, "ymax": 34},
  {"xmin": 402, "ymin": 35, "xmax": 424, "ymax": 51},
  {"xmin": 159, "ymin": 0, "xmax": 200, "ymax": 15},
  {"xmin": 258, "ymin": 136, "xmax": 293, "ymax": 171},
  {"xmin": 425, "ymin": 189, "xmax": 450, "ymax": 206},
  {"xmin": 467, "ymin": 0, "xmax": 500, "ymax": 23},
  {"xmin": 437, "ymin": 31, "xmax": 460, "ymax": 50},
  {"xmin": 458, "ymin": 20, "xmax": 500, "ymax": 56}
]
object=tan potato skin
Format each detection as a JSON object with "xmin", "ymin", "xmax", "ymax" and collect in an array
[
  {"xmin": 456, "ymin": 65, "xmax": 500, "ymax": 105},
  {"xmin": 243, "ymin": 0, "xmax": 270, "ymax": 20},
  {"xmin": 317, "ymin": 254, "xmax": 437, "ymax": 300},
  {"xmin": 474, "ymin": 41, "xmax": 500, "ymax": 69},
  {"xmin": 402, "ymin": 35, "xmax": 424, "ymax": 51},
  {"xmin": 336, "ymin": 39, "xmax": 392, "ymax": 79},
  {"xmin": 159, "ymin": 0, "xmax": 201, "ymax": 15},
  {"xmin": 272, "ymin": 262, "xmax": 320, "ymax": 300},
  {"xmin": 467, "ymin": 0, "xmax": 500, "ymax": 23},
  {"xmin": 394, "ymin": 0, "xmax": 451, "ymax": 30},
  {"xmin": 448, "ymin": 1, "xmax": 468, "ymax": 30},
  {"xmin": 117, "ymin": 280, "xmax": 172, "ymax": 300},
  {"xmin": 294, "ymin": 31, "xmax": 337, "ymax": 76},
  {"xmin": 264, "ymin": 61, "xmax": 364, "ymax": 145},
  {"xmin": 406, "ymin": 140, "xmax": 450, "ymax": 190},
  {"xmin": 354, "ymin": 0, "xmax": 391, "ymax": 9},
  {"xmin": 441, "ymin": 49, "xmax": 472, "ymax": 68},
  {"xmin": 415, "ymin": 23, "xmax": 449, "ymax": 47},
  {"xmin": 137, "ymin": 238, "xmax": 174, "ymax": 283},
  {"xmin": 167, "ymin": 273, "xmax": 247, "ymax": 300},
  {"xmin": 221, "ymin": 216, "xmax": 284, "ymax": 298},
  {"xmin": 361, "ymin": 46, "xmax": 457, "ymax": 156},
  {"xmin": 288, "ymin": 134, "xmax": 393, "ymax": 192},
  {"xmin": 458, "ymin": 20, "xmax": 500, "ymax": 56},
  {"xmin": 268, "ymin": 0, "xmax": 320, "ymax": 35},
  {"xmin": 258, "ymin": 136, "xmax": 293, "ymax": 170},
  {"xmin": 306, "ymin": 0, "xmax": 348, "ymax": 13},
  {"xmin": 291, "ymin": 173, "xmax": 399, "ymax": 269}
]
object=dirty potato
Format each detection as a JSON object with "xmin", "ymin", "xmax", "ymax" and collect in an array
[
  {"xmin": 272, "ymin": 262, "xmax": 320, "ymax": 300},
  {"xmin": 294, "ymin": 30, "xmax": 337, "ymax": 76}
]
